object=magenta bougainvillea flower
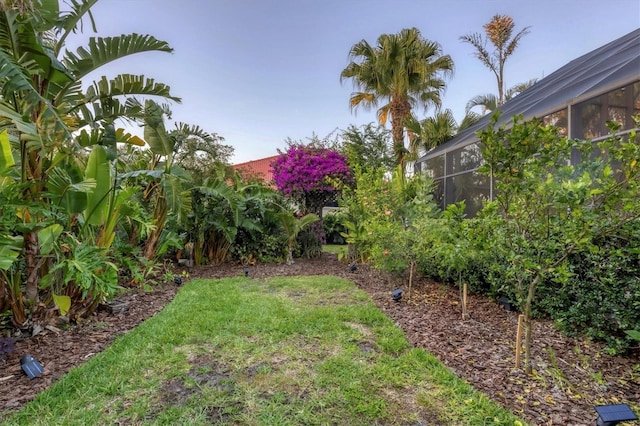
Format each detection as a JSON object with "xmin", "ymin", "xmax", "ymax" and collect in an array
[{"xmin": 271, "ymin": 145, "xmax": 353, "ymax": 197}]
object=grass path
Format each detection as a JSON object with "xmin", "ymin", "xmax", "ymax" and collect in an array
[{"xmin": 5, "ymin": 276, "xmax": 525, "ymax": 425}]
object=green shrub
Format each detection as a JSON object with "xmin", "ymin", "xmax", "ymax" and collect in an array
[
  {"xmin": 323, "ymin": 210, "xmax": 348, "ymax": 244},
  {"xmin": 537, "ymin": 224, "xmax": 640, "ymax": 353}
]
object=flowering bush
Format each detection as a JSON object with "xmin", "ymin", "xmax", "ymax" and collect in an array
[{"xmin": 271, "ymin": 145, "xmax": 353, "ymax": 213}]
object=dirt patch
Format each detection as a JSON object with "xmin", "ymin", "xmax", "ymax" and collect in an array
[{"xmin": 1, "ymin": 253, "xmax": 638, "ymax": 425}]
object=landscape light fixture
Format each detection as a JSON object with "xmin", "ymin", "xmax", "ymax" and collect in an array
[
  {"xmin": 174, "ymin": 275, "xmax": 182, "ymax": 286},
  {"xmin": 595, "ymin": 404, "xmax": 638, "ymax": 426},
  {"xmin": 20, "ymin": 354, "xmax": 44, "ymax": 379},
  {"xmin": 497, "ymin": 296, "xmax": 517, "ymax": 312},
  {"xmin": 349, "ymin": 262, "xmax": 357, "ymax": 273},
  {"xmin": 392, "ymin": 289, "xmax": 403, "ymax": 302},
  {"xmin": 244, "ymin": 267, "xmax": 249, "ymax": 277}
]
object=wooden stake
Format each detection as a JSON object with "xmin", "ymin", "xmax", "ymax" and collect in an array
[
  {"xmin": 408, "ymin": 261, "xmax": 414, "ymax": 299},
  {"xmin": 462, "ymin": 283, "xmax": 468, "ymax": 320},
  {"xmin": 515, "ymin": 314, "xmax": 524, "ymax": 369}
]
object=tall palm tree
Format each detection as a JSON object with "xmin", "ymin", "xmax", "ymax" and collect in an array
[
  {"xmin": 341, "ymin": 27, "xmax": 453, "ymax": 166},
  {"xmin": 460, "ymin": 14, "xmax": 530, "ymax": 106}
]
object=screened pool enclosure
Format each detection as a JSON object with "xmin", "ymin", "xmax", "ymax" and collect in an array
[{"xmin": 415, "ymin": 28, "xmax": 640, "ymax": 217}]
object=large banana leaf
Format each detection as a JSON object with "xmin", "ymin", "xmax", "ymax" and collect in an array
[
  {"xmin": 116, "ymin": 128, "xmax": 145, "ymax": 146},
  {"xmin": 0, "ymin": 234, "xmax": 23, "ymax": 270},
  {"xmin": 143, "ymin": 100, "xmax": 174, "ymax": 156},
  {"xmin": 0, "ymin": 50, "xmax": 71, "ymax": 140},
  {"xmin": 198, "ymin": 178, "xmax": 243, "ymax": 225},
  {"xmin": 74, "ymin": 97, "xmax": 143, "ymax": 127},
  {"xmin": 0, "ymin": 8, "xmax": 72, "ymax": 86},
  {"xmin": 38, "ymin": 223, "xmax": 63, "ymax": 256},
  {"xmin": 46, "ymin": 165, "xmax": 95, "ymax": 213},
  {"xmin": 32, "ymin": 0, "xmax": 61, "ymax": 32},
  {"xmin": 63, "ymin": 34, "xmax": 173, "ymax": 80},
  {"xmin": 163, "ymin": 173, "xmax": 191, "ymax": 224},
  {"xmin": 84, "ymin": 145, "xmax": 111, "ymax": 225},
  {"xmin": 0, "ymin": 129, "xmax": 14, "ymax": 172},
  {"xmin": 84, "ymin": 75, "xmax": 180, "ymax": 103},
  {"xmin": 118, "ymin": 169, "xmax": 164, "ymax": 181}
]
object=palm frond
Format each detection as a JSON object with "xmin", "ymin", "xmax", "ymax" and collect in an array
[
  {"xmin": 458, "ymin": 112, "xmax": 481, "ymax": 131},
  {"xmin": 465, "ymin": 93, "xmax": 498, "ymax": 115}
]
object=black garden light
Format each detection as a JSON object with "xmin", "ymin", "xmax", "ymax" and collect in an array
[
  {"xmin": 392, "ymin": 289, "xmax": 403, "ymax": 302},
  {"xmin": 595, "ymin": 404, "xmax": 637, "ymax": 426},
  {"xmin": 174, "ymin": 275, "xmax": 182, "ymax": 286},
  {"xmin": 497, "ymin": 296, "xmax": 517, "ymax": 312},
  {"xmin": 244, "ymin": 267, "xmax": 249, "ymax": 277},
  {"xmin": 20, "ymin": 354, "xmax": 44, "ymax": 379},
  {"xmin": 349, "ymin": 262, "xmax": 357, "ymax": 273}
]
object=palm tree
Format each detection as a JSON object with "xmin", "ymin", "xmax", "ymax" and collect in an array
[
  {"xmin": 405, "ymin": 109, "xmax": 481, "ymax": 158},
  {"xmin": 465, "ymin": 78, "xmax": 538, "ymax": 115},
  {"xmin": 279, "ymin": 212, "xmax": 320, "ymax": 265},
  {"xmin": 341, "ymin": 27, "xmax": 453, "ymax": 166},
  {"xmin": 406, "ymin": 109, "xmax": 458, "ymax": 156},
  {"xmin": 460, "ymin": 14, "xmax": 530, "ymax": 106}
]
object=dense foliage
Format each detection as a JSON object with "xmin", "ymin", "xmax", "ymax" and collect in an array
[
  {"xmin": 340, "ymin": 116, "xmax": 640, "ymax": 355},
  {"xmin": 0, "ymin": 1, "xmax": 183, "ymax": 326},
  {"xmin": 340, "ymin": 124, "xmax": 395, "ymax": 173}
]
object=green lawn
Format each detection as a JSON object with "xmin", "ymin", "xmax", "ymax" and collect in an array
[{"xmin": 4, "ymin": 276, "xmax": 525, "ymax": 425}]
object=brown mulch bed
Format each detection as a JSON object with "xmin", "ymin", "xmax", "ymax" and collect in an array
[{"xmin": 1, "ymin": 254, "xmax": 638, "ymax": 424}]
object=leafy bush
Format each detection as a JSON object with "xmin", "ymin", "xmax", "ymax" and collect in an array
[
  {"xmin": 322, "ymin": 211, "xmax": 347, "ymax": 244},
  {"xmin": 535, "ymin": 225, "xmax": 640, "ymax": 352},
  {"xmin": 232, "ymin": 229, "xmax": 286, "ymax": 264},
  {"xmin": 475, "ymin": 116, "xmax": 640, "ymax": 357},
  {"xmin": 295, "ymin": 221, "xmax": 325, "ymax": 259}
]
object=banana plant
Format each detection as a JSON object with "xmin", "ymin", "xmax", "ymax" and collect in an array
[
  {"xmin": 132, "ymin": 100, "xmax": 196, "ymax": 260},
  {"xmin": 0, "ymin": 0, "xmax": 179, "ymax": 312}
]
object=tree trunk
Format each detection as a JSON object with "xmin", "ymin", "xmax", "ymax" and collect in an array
[
  {"xmin": 143, "ymin": 195, "xmax": 167, "ymax": 260},
  {"xmin": 24, "ymin": 230, "xmax": 40, "ymax": 305},
  {"xmin": 286, "ymin": 247, "xmax": 294, "ymax": 265},
  {"xmin": 390, "ymin": 98, "xmax": 411, "ymax": 166}
]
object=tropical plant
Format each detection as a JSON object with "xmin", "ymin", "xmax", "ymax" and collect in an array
[
  {"xmin": 172, "ymin": 125, "xmax": 233, "ymax": 184},
  {"xmin": 405, "ymin": 109, "xmax": 458, "ymax": 156},
  {"xmin": 0, "ymin": 0, "xmax": 178, "ymax": 325},
  {"xmin": 340, "ymin": 164, "xmax": 437, "ymax": 288},
  {"xmin": 279, "ymin": 211, "xmax": 320, "ymax": 265},
  {"xmin": 129, "ymin": 101, "xmax": 221, "ymax": 260},
  {"xmin": 186, "ymin": 168, "xmax": 274, "ymax": 266},
  {"xmin": 465, "ymin": 79, "xmax": 538, "ymax": 115},
  {"xmin": 341, "ymin": 28, "xmax": 454, "ymax": 166},
  {"xmin": 460, "ymin": 14, "xmax": 530, "ymax": 106}
]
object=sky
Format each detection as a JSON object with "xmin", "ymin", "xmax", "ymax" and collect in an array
[{"xmin": 66, "ymin": 0, "xmax": 640, "ymax": 164}]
